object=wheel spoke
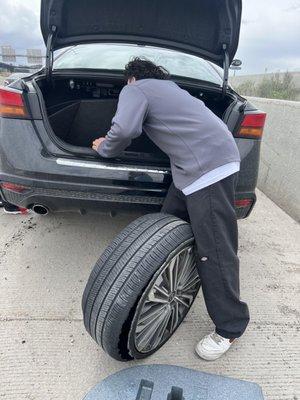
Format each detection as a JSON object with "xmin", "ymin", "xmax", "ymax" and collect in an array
[
  {"xmin": 151, "ymin": 307, "xmax": 172, "ymax": 349},
  {"xmin": 178, "ymin": 264, "xmax": 197, "ymax": 286},
  {"xmin": 179, "ymin": 293, "xmax": 195, "ymax": 302},
  {"xmin": 172, "ymin": 256, "xmax": 180, "ymax": 290},
  {"xmin": 136, "ymin": 307, "xmax": 170, "ymax": 351},
  {"xmin": 174, "ymin": 296, "xmax": 190, "ymax": 309},
  {"xmin": 134, "ymin": 245, "xmax": 201, "ymax": 353},
  {"xmin": 177, "ymin": 254, "xmax": 195, "ymax": 287},
  {"xmin": 136, "ymin": 308, "xmax": 166, "ymax": 339},
  {"xmin": 167, "ymin": 258, "xmax": 176, "ymax": 292},
  {"xmin": 148, "ymin": 290, "xmax": 169, "ymax": 304},
  {"xmin": 169, "ymin": 301, "xmax": 180, "ymax": 333},
  {"xmin": 180, "ymin": 274, "xmax": 201, "ymax": 292},
  {"xmin": 137, "ymin": 303, "xmax": 167, "ymax": 328},
  {"xmin": 153, "ymin": 284, "xmax": 170, "ymax": 298},
  {"xmin": 176, "ymin": 255, "xmax": 190, "ymax": 285}
]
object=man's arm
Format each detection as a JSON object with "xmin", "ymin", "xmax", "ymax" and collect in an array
[{"xmin": 96, "ymin": 85, "xmax": 148, "ymax": 158}]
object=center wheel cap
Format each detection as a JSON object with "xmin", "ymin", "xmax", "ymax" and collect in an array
[{"xmin": 169, "ymin": 292, "xmax": 176, "ymax": 302}]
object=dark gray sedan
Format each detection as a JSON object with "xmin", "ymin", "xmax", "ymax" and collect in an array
[{"xmin": 0, "ymin": 0, "xmax": 266, "ymax": 218}]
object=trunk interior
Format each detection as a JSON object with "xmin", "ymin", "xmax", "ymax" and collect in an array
[{"xmin": 36, "ymin": 75, "xmax": 234, "ymax": 163}]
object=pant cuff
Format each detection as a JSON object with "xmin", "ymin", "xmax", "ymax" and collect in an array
[{"xmin": 215, "ymin": 328, "xmax": 244, "ymax": 339}]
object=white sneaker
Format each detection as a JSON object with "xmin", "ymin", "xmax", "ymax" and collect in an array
[{"xmin": 195, "ymin": 332, "xmax": 235, "ymax": 361}]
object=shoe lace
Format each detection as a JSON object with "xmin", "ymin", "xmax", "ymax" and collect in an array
[{"xmin": 210, "ymin": 333, "xmax": 224, "ymax": 345}]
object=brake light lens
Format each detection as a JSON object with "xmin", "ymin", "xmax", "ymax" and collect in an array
[
  {"xmin": 234, "ymin": 198, "xmax": 255, "ymax": 218},
  {"xmin": 235, "ymin": 199, "xmax": 253, "ymax": 208},
  {"xmin": 237, "ymin": 113, "xmax": 267, "ymax": 139},
  {"xmin": 0, "ymin": 87, "xmax": 28, "ymax": 118},
  {"xmin": 0, "ymin": 182, "xmax": 30, "ymax": 193}
]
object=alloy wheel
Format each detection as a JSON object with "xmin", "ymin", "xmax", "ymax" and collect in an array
[{"xmin": 133, "ymin": 245, "xmax": 201, "ymax": 354}]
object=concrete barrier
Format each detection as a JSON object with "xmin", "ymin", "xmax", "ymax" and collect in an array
[{"xmin": 248, "ymin": 97, "xmax": 300, "ymax": 221}]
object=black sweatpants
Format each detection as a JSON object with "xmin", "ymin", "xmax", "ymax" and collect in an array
[{"xmin": 161, "ymin": 173, "xmax": 250, "ymax": 339}]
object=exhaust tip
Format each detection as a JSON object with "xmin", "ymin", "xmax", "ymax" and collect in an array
[{"xmin": 32, "ymin": 204, "xmax": 49, "ymax": 216}]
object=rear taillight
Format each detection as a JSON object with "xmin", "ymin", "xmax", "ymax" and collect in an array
[
  {"xmin": 237, "ymin": 113, "xmax": 267, "ymax": 139},
  {"xmin": 234, "ymin": 198, "xmax": 255, "ymax": 219},
  {"xmin": 0, "ymin": 182, "xmax": 30, "ymax": 193},
  {"xmin": 235, "ymin": 199, "xmax": 253, "ymax": 208},
  {"xmin": 0, "ymin": 87, "xmax": 28, "ymax": 119}
]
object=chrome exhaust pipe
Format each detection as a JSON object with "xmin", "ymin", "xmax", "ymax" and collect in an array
[{"xmin": 32, "ymin": 204, "xmax": 49, "ymax": 216}]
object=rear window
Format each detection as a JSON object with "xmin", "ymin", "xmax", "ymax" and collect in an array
[{"xmin": 54, "ymin": 44, "xmax": 222, "ymax": 85}]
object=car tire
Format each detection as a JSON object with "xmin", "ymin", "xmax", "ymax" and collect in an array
[{"xmin": 82, "ymin": 213, "xmax": 201, "ymax": 361}]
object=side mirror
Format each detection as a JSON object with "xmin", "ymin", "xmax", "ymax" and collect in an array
[{"xmin": 231, "ymin": 59, "xmax": 242, "ymax": 67}]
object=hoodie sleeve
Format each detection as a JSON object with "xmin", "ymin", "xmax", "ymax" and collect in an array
[{"xmin": 97, "ymin": 85, "xmax": 148, "ymax": 158}]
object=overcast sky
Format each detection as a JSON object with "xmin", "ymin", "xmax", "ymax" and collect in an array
[{"xmin": 0, "ymin": 0, "xmax": 299, "ymax": 75}]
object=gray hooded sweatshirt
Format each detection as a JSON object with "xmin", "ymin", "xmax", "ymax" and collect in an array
[{"xmin": 97, "ymin": 79, "xmax": 241, "ymax": 190}]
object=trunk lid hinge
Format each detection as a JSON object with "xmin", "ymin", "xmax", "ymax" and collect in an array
[
  {"xmin": 45, "ymin": 25, "xmax": 57, "ymax": 83},
  {"xmin": 222, "ymin": 44, "xmax": 230, "ymax": 97}
]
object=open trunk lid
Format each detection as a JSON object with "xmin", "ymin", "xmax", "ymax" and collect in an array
[{"xmin": 41, "ymin": 0, "xmax": 242, "ymax": 92}]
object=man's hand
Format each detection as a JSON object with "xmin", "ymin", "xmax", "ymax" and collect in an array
[{"xmin": 92, "ymin": 137, "xmax": 106, "ymax": 152}]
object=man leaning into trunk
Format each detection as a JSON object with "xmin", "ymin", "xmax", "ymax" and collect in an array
[{"xmin": 92, "ymin": 58, "xmax": 250, "ymax": 361}]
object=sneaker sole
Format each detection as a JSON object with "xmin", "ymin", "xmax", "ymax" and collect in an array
[
  {"xmin": 3, "ymin": 210, "xmax": 23, "ymax": 215},
  {"xmin": 195, "ymin": 345, "xmax": 230, "ymax": 361},
  {"xmin": 3, "ymin": 208, "xmax": 29, "ymax": 215}
]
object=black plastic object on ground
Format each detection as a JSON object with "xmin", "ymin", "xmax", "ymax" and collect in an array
[
  {"xmin": 83, "ymin": 365, "xmax": 264, "ymax": 400},
  {"xmin": 135, "ymin": 380, "xmax": 184, "ymax": 400}
]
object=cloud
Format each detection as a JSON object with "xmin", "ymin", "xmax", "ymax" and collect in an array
[
  {"xmin": 284, "ymin": 2, "xmax": 300, "ymax": 12},
  {"xmin": 0, "ymin": 0, "xmax": 44, "ymax": 51},
  {"xmin": 236, "ymin": 0, "xmax": 300, "ymax": 74},
  {"xmin": 241, "ymin": 19, "xmax": 257, "ymax": 25}
]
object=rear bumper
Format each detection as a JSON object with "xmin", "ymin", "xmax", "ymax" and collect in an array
[
  {"xmin": 1, "ymin": 179, "xmax": 256, "ymax": 219},
  {"xmin": 1, "ymin": 182, "xmax": 164, "ymax": 214}
]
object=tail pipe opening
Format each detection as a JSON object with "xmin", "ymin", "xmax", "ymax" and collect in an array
[{"xmin": 32, "ymin": 204, "xmax": 49, "ymax": 216}]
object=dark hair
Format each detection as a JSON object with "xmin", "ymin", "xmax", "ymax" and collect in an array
[{"xmin": 124, "ymin": 57, "xmax": 170, "ymax": 81}]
